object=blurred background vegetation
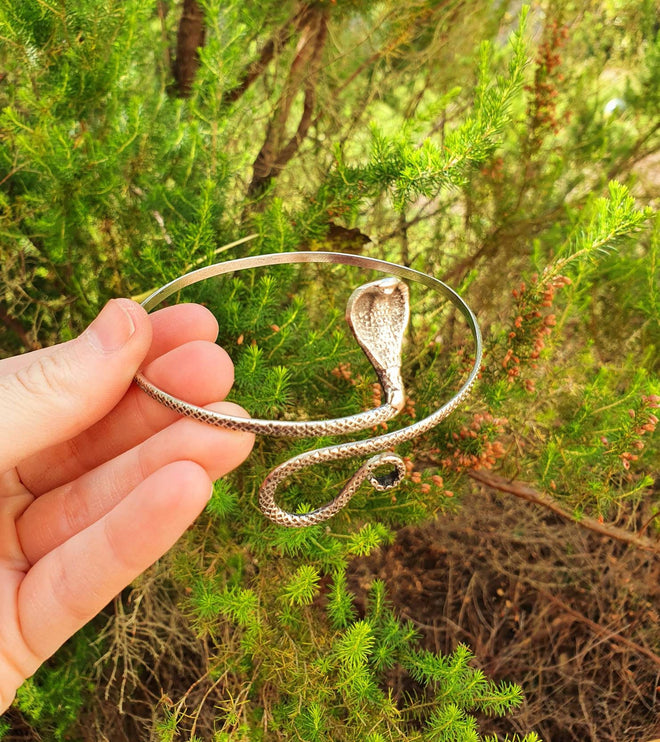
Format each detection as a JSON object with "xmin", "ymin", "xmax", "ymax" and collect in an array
[{"xmin": 0, "ymin": 0, "xmax": 658, "ymax": 740}]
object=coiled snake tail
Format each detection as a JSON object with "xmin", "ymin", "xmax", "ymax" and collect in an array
[{"xmin": 259, "ymin": 451, "xmax": 407, "ymax": 528}]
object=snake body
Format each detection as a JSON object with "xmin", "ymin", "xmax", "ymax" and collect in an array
[{"xmin": 134, "ymin": 252, "xmax": 482, "ymax": 527}]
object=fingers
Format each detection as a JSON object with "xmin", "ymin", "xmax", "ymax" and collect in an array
[
  {"xmin": 142, "ymin": 303, "xmax": 219, "ymax": 366},
  {"xmin": 17, "ymin": 402, "xmax": 254, "ymax": 565},
  {"xmin": 0, "ymin": 300, "xmax": 151, "ymax": 472},
  {"xmin": 0, "ymin": 303, "xmax": 219, "ymax": 378},
  {"xmin": 17, "ymin": 461, "xmax": 213, "ymax": 664},
  {"xmin": 18, "ymin": 340, "xmax": 235, "ymax": 495}
]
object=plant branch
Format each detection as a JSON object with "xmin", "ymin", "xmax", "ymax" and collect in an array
[
  {"xmin": 468, "ymin": 469, "xmax": 660, "ymax": 556},
  {"xmin": 0, "ymin": 301, "xmax": 40, "ymax": 351},
  {"xmin": 223, "ymin": 7, "xmax": 309, "ymax": 106},
  {"xmin": 537, "ymin": 588, "xmax": 660, "ymax": 670},
  {"xmin": 248, "ymin": 8, "xmax": 328, "ymax": 198}
]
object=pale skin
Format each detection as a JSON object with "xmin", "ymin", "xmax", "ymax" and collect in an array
[{"xmin": 0, "ymin": 299, "xmax": 254, "ymax": 713}]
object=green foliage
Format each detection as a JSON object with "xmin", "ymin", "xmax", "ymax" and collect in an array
[
  {"xmin": 558, "ymin": 181, "xmax": 651, "ymax": 263},
  {"xmin": 424, "ymin": 705, "xmax": 478, "ymax": 742},
  {"xmin": 335, "ymin": 620, "xmax": 375, "ymax": 670},
  {"xmin": 405, "ymin": 644, "xmax": 523, "ymax": 718},
  {"xmin": 327, "ymin": 569, "xmax": 356, "ymax": 629},
  {"xmin": 207, "ymin": 478, "xmax": 239, "ymax": 519},
  {"xmin": 536, "ymin": 367, "xmax": 659, "ymax": 516},
  {"xmin": 2, "ymin": 0, "xmax": 658, "ymax": 740},
  {"xmin": 10, "ymin": 631, "xmax": 92, "ymax": 740},
  {"xmin": 324, "ymin": 12, "xmax": 529, "ymax": 215},
  {"xmin": 346, "ymin": 522, "xmax": 393, "ymax": 556},
  {"xmin": 283, "ymin": 565, "xmax": 321, "ymax": 606}
]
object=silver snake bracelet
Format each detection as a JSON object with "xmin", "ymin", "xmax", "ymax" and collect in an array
[{"xmin": 133, "ymin": 251, "xmax": 483, "ymax": 527}]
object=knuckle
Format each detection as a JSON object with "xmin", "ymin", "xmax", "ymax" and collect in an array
[
  {"xmin": 61, "ymin": 482, "xmax": 89, "ymax": 540},
  {"xmin": 12, "ymin": 351, "xmax": 78, "ymax": 400},
  {"xmin": 51, "ymin": 552, "xmax": 92, "ymax": 624},
  {"xmin": 103, "ymin": 517, "xmax": 138, "ymax": 573}
]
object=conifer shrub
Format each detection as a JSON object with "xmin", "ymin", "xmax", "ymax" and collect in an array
[{"xmin": 0, "ymin": 1, "xmax": 657, "ymax": 739}]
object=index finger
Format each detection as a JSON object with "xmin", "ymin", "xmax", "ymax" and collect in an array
[{"xmin": 0, "ymin": 303, "xmax": 219, "ymax": 377}]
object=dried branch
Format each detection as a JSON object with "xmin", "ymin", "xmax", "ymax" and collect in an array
[
  {"xmin": 248, "ymin": 8, "xmax": 328, "ymax": 198},
  {"xmin": 538, "ymin": 588, "xmax": 660, "ymax": 670},
  {"xmin": 223, "ymin": 7, "xmax": 310, "ymax": 106},
  {"xmin": 468, "ymin": 469, "xmax": 660, "ymax": 556}
]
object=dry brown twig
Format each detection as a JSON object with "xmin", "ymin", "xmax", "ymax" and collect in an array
[
  {"xmin": 468, "ymin": 469, "xmax": 660, "ymax": 557},
  {"xmin": 537, "ymin": 588, "xmax": 660, "ymax": 670}
]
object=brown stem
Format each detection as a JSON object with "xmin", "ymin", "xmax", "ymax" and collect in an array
[
  {"xmin": 0, "ymin": 302, "xmax": 40, "ymax": 351},
  {"xmin": 223, "ymin": 7, "xmax": 310, "ymax": 106},
  {"xmin": 398, "ymin": 211, "xmax": 410, "ymax": 267},
  {"xmin": 273, "ymin": 64, "xmax": 321, "ymax": 171},
  {"xmin": 172, "ymin": 0, "xmax": 206, "ymax": 98},
  {"xmin": 223, "ymin": 38, "xmax": 278, "ymax": 105},
  {"xmin": 468, "ymin": 469, "xmax": 660, "ymax": 556},
  {"xmin": 248, "ymin": 9, "xmax": 328, "ymax": 198},
  {"xmin": 538, "ymin": 589, "xmax": 660, "ymax": 670}
]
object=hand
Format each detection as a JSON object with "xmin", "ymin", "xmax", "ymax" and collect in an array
[{"xmin": 0, "ymin": 300, "xmax": 254, "ymax": 712}]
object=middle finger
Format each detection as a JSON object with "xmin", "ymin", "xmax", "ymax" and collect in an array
[{"xmin": 18, "ymin": 340, "xmax": 234, "ymax": 495}]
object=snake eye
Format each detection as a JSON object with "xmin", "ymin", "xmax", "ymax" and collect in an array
[
  {"xmin": 367, "ymin": 453, "xmax": 407, "ymax": 491},
  {"xmin": 372, "ymin": 469, "xmax": 403, "ymax": 489}
]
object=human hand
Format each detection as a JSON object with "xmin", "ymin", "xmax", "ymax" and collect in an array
[{"xmin": 0, "ymin": 299, "xmax": 254, "ymax": 712}]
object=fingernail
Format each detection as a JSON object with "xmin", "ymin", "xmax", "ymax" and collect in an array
[
  {"xmin": 87, "ymin": 299, "xmax": 137, "ymax": 353},
  {"xmin": 207, "ymin": 483, "xmax": 215, "ymax": 502}
]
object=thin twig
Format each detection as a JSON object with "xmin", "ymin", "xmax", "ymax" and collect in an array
[
  {"xmin": 537, "ymin": 588, "xmax": 660, "ymax": 670},
  {"xmin": 223, "ymin": 7, "xmax": 309, "ymax": 106},
  {"xmin": 468, "ymin": 469, "xmax": 660, "ymax": 556}
]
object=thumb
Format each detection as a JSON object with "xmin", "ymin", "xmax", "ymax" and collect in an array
[{"xmin": 0, "ymin": 299, "xmax": 152, "ymax": 471}]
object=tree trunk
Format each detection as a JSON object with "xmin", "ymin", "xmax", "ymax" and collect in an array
[{"xmin": 172, "ymin": 0, "xmax": 206, "ymax": 98}]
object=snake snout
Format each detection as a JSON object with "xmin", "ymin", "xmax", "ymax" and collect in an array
[{"xmin": 366, "ymin": 452, "xmax": 407, "ymax": 491}]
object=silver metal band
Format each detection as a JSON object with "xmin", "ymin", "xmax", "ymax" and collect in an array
[{"xmin": 134, "ymin": 251, "xmax": 482, "ymax": 527}]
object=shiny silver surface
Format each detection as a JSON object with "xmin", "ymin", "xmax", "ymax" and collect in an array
[{"xmin": 134, "ymin": 251, "xmax": 482, "ymax": 527}]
